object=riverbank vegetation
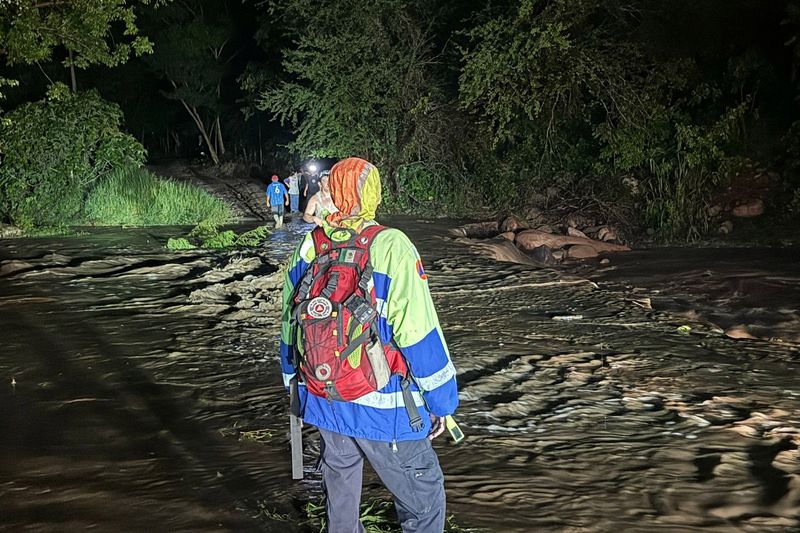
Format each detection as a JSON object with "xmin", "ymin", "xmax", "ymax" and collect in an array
[
  {"xmin": 2, "ymin": 0, "xmax": 800, "ymax": 241},
  {"xmin": 85, "ymin": 166, "xmax": 233, "ymax": 227},
  {"xmin": 166, "ymin": 220, "xmax": 269, "ymax": 250}
]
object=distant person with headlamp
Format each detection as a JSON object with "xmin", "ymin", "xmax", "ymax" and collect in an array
[{"xmin": 303, "ymin": 171, "xmax": 337, "ymax": 226}]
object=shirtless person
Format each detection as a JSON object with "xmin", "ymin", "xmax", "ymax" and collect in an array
[{"xmin": 302, "ymin": 172, "xmax": 338, "ymax": 226}]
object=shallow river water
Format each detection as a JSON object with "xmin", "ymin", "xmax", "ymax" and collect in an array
[{"xmin": 1, "ymin": 218, "xmax": 798, "ymax": 532}]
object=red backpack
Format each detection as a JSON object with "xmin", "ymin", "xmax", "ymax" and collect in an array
[{"xmin": 291, "ymin": 225, "xmax": 418, "ymax": 414}]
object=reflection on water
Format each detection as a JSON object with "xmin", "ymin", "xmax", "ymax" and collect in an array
[{"xmin": 1, "ymin": 218, "xmax": 798, "ymax": 532}]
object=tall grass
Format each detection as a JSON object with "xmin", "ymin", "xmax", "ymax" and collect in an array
[{"xmin": 84, "ymin": 166, "xmax": 234, "ymax": 226}]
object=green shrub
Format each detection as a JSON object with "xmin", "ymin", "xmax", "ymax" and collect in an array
[
  {"xmin": 166, "ymin": 237, "xmax": 197, "ymax": 250},
  {"xmin": 167, "ymin": 221, "xmax": 271, "ymax": 250},
  {"xmin": 202, "ymin": 230, "xmax": 237, "ymax": 249},
  {"xmin": 235, "ymin": 225, "xmax": 271, "ymax": 247},
  {"xmin": 0, "ymin": 86, "xmax": 146, "ymax": 229},
  {"xmin": 84, "ymin": 166, "xmax": 233, "ymax": 226}
]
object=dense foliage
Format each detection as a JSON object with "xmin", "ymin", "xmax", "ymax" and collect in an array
[
  {"xmin": 0, "ymin": 0, "xmax": 164, "ymax": 99},
  {"xmin": 248, "ymin": 0, "xmax": 799, "ymax": 238},
  {"xmin": 84, "ymin": 166, "xmax": 233, "ymax": 226},
  {"xmin": 145, "ymin": 0, "xmax": 239, "ymax": 165},
  {"xmin": 0, "ymin": 87, "xmax": 146, "ymax": 228},
  {"xmin": 2, "ymin": 0, "xmax": 799, "ymax": 239},
  {"xmin": 253, "ymin": 0, "xmax": 471, "ymax": 209}
]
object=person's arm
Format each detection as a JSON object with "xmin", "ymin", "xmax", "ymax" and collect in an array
[
  {"xmin": 280, "ymin": 234, "xmax": 315, "ymax": 391},
  {"xmin": 303, "ymin": 194, "xmax": 323, "ymax": 225},
  {"xmin": 380, "ymin": 232, "xmax": 458, "ymax": 420}
]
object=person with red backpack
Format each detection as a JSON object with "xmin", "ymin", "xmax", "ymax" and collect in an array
[{"xmin": 280, "ymin": 157, "xmax": 458, "ymax": 532}]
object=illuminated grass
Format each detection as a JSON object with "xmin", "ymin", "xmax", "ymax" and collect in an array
[{"xmin": 84, "ymin": 166, "xmax": 234, "ymax": 226}]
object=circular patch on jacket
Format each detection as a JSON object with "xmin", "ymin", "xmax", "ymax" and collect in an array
[
  {"xmin": 315, "ymin": 363, "xmax": 332, "ymax": 381},
  {"xmin": 308, "ymin": 296, "xmax": 333, "ymax": 319}
]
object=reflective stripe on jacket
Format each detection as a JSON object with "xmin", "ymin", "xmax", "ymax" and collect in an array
[{"xmin": 279, "ymin": 226, "xmax": 458, "ymax": 442}]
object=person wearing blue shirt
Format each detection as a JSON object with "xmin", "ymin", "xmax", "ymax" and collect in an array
[{"xmin": 266, "ymin": 175, "xmax": 289, "ymax": 228}]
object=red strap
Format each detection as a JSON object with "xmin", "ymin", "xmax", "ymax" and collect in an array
[
  {"xmin": 354, "ymin": 224, "xmax": 384, "ymax": 269},
  {"xmin": 310, "ymin": 226, "xmax": 332, "ymax": 255},
  {"xmin": 353, "ymin": 224, "xmax": 385, "ymax": 250}
]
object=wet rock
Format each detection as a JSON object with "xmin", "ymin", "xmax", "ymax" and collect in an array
[
  {"xmin": 516, "ymin": 228, "xmax": 629, "ymax": 254},
  {"xmin": 724, "ymin": 325, "xmax": 757, "ymax": 340},
  {"xmin": 566, "ymin": 227, "xmax": 588, "ymax": 239},
  {"xmin": 0, "ymin": 223, "xmax": 23, "ymax": 238},
  {"xmin": 718, "ymin": 220, "xmax": 734, "ymax": 234},
  {"xmin": 732, "ymin": 198, "xmax": 764, "ymax": 218},
  {"xmin": 461, "ymin": 237, "xmax": 540, "ymax": 266},
  {"xmin": 596, "ymin": 226, "xmax": 619, "ymax": 242},
  {"xmin": 500, "ymin": 215, "xmax": 526, "ymax": 233},
  {"xmin": 566, "ymin": 244, "xmax": 598, "ymax": 259},
  {"xmin": 499, "ymin": 231, "xmax": 515, "ymax": 241},
  {"xmin": 0, "ymin": 260, "xmax": 32, "ymax": 276},
  {"xmin": 599, "ymin": 258, "xmax": 611, "ymax": 265},
  {"xmin": 530, "ymin": 245, "xmax": 558, "ymax": 264}
]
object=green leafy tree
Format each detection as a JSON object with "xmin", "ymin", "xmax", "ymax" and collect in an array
[
  {"xmin": 0, "ymin": 0, "xmax": 164, "ymax": 92},
  {"xmin": 146, "ymin": 0, "xmax": 239, "ymax": 165},
  {"xmin": 459, "ymin": 0, "xmax": 756, "ymax": 238},
  {"xmin": 253, "ymin": 0, "xmax": 459, "ymax": 195},
  {"xmin": 0, "ymin": 85, "xmax": 146, "ymax": 228}
]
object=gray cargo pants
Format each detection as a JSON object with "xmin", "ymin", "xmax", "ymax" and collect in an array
[{"xmin": 317, "ymin": 427, "xmax": 446, "ymax": 533}]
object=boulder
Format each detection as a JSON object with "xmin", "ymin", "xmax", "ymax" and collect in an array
[
  {"xmin": 515, "ymin": 228, "xmax": 629, "ymax": 254},
  {"xmin": 567, "ymin": 227, "xmax": 588, "ymax": 239},
  {"xmin": 566, "ymin": 245, "xmax": 599, "ymax": 259},
  {"xmin": 461, "ymin": 237, "xmax": 540, "ymax": 266},
  {"xmin": 499, "ymin": 231, "xmax": 515, "ymax": 241},
  {"xmin": 732, "ymin": 198, "xmax": 764, "ymax": 218},
  {"xmin": 500, "ymin": 215, "xmax": 526, "ymax": 233},
  {"xmin": 725, "ymin": 325, "xmax": 757, "ymax": 340},
  {"xmin": 596, "ymin": 226, "xmax": 619, "ymax": 242},
  {"xmin": 530, "ymin": 245, "xmax": 558, "ymax": 265}
]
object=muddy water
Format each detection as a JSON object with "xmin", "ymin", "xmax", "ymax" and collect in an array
[{"xmin": 1, "ymin": 219, "xmax": 799, "ymax": 532}]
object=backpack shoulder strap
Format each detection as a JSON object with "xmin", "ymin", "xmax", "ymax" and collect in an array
[
  {"xmin": 310, "ymin": 226, "xmax": 332, "ymax": 255},
  {"xmin": 353, "ymin": 224, "xmax": 385, "ymax": 252}
]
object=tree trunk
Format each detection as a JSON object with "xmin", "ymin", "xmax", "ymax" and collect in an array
[
  {"xmin": 214, "ymin": 116, "xmax": 225, "ymax": 157},
  {"xmin": 180, "ymin": 100, "xmax": 219, "ymax": 165},
  {"xmin": 257, "ymin": 114, "xmax": 263, "ymax": 166},
  {"xmin": 67, "ymin": 49, "xmax": 77, "ymax": 92}
]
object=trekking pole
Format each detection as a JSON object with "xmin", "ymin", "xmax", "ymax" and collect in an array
[{"xmin": 289, "ymin": 379, "xmax": 303, "ymax": 480}]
